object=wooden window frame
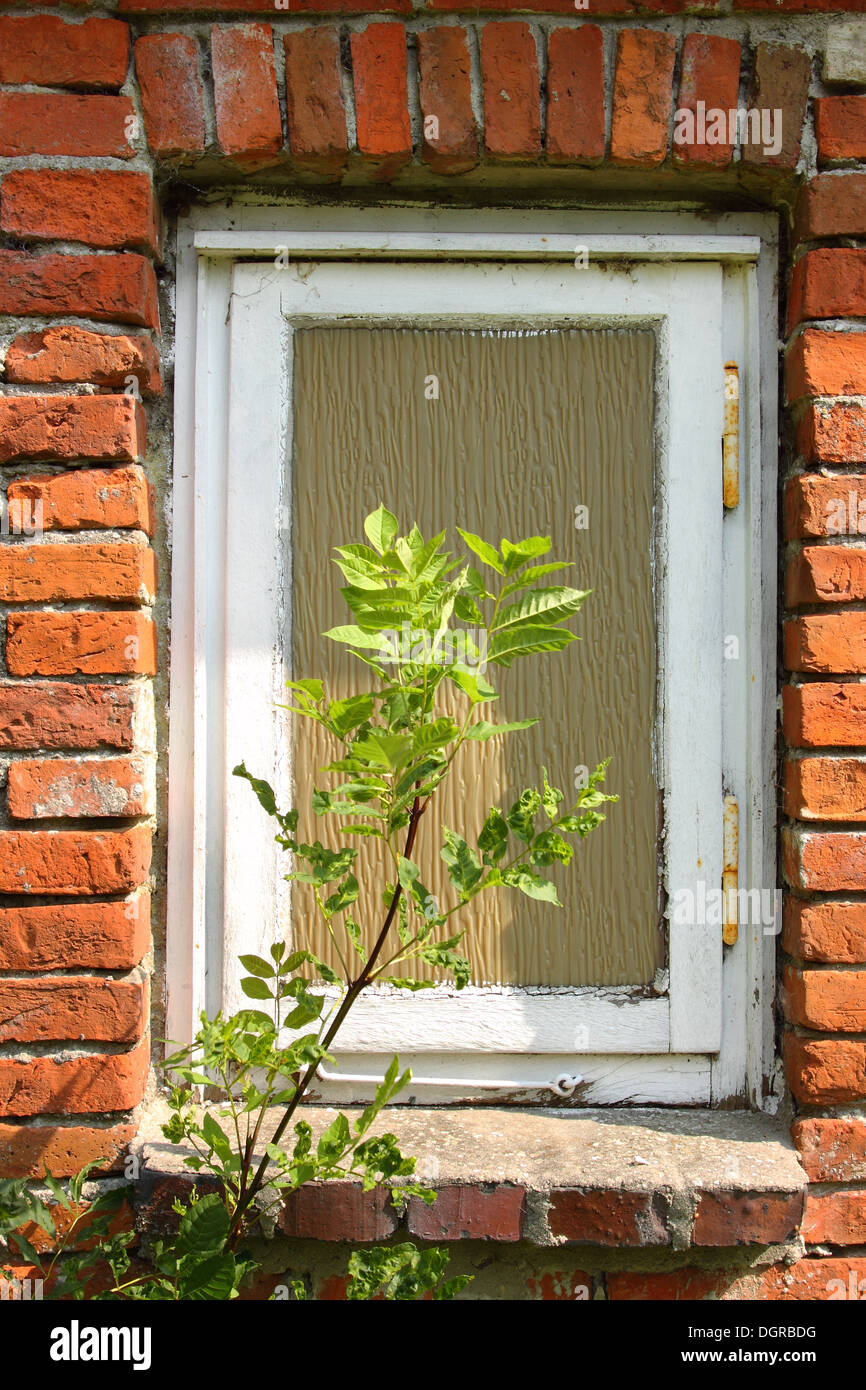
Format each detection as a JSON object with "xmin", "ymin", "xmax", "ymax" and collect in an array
[{"xmin": 168, "ymin": 205, "xmax": 778, "ymax": 1108}]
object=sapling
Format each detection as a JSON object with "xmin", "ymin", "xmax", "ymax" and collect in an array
[{"xmin": 0, "ymin": 507, "xmax": 614, "ymax": 1301}]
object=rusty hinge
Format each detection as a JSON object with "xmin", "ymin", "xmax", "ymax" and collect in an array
[
  {"xmin": 723, "ymin": 794, "xmax": 739, "ymax": 946},
  {"xmin": 723, "ymin": 361, "xmax": 740, "ymax": 509}
]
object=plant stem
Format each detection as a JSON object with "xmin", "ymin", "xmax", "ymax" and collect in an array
[{"xmin": 226, "ymin": 797, "xmax": 425, "ymax": 1247}]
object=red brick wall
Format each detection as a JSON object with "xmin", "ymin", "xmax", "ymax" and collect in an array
[{"xmin": 0, "ymin": 0, "xmax": 865, "ymax": 1299}]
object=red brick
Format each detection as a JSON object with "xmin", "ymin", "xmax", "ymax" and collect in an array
[
  {"xmin": 11, "ymin": 1195, "xmax": 133, "ymax": 1256},
  {"xmin": 351, "ymin": 24, "xmax": 411, "ymax": 178},
  {"xmin": 789, "ymin": 249, "xmax": 866, "ymax": 331},
  {"xmin": 546, "ymin": 26, "xmax": 605, "ymax": 166},
  {"xmin": 0, "ymin": 976, "xmax": 147, "ymax": 1044},
  {"xmin": 782, "ymin": 965, "xmax": 866, "ymax": 1031},
  {"xmin": 799, "ymin": 401, "xmax": 866, "ymax": 465},
  {"xmin": 817, "ymin": 96, "xmax": 866, "ymax": 164},
  {"xmin": 480, "ymin": 22, "xmax": 540, "ymax": 160},
  {"xmin": 406, "ymin": 1184, "xmax": 524, "ymax": 1241},
  {"xmin": 608, "ymin": 1269, "xmax": 736, "ymax": 1300},
  {"xmin": 278, "ymin": 1183, "xmax": 397, "ymax": 1241},
  {"xmin": 212, "ymin": 23, "xmax": 282, "ymax": 169},
  {"xmin": 526, "ymin": 1270, "xmax": 593, "ymax": 1299},
  {"xmin": 0, "ymin": 682, "xmax": 145, "ymax": 753},
  {"xmin": 785, "ymin": 756, "xmax": 866, "ymax": 821},
  {"xmin": 757, "ymin": 1258, "xmax": 866, "ymax": 1302},
  {"xmin": 793, "ymin": 1117, "xmax": 866, "ymax": 1182},
  {"xmin": 673, "ymin": 34, "xmax": 741, "ymax": 167},
  {"xmin": 283, "ymin": 28, "xmax": 347, "ymax": 177},
  {"xmin": 1, "ymin": 171, "xmax": 159, "ymax": 257},
  {"xmin": 9, "ymin": 753, "xmax": 155, "ymax": 820},
  {"xmin": 782, "ymin": 683, "xmax": 866, "ymax": 748},
  {"xmin": 0, "ymin": 1120, "xmax": 136, "ymax": 1180},
  {"xmin": 610, "ymin": 28, "xmax": 676, "ymax": 169},
  {"xmin": 0, "ymin": 825, "xmax": 150, "ymax": 897},
  {"xmin": 135, "ymin": 33, "xmax": 206, "ymax": 159},
  {"xmin": 786, "ymin": 330, "xmax": 866, "ymax": 402},
  {"xmin": 804, "ymin": 1190, "xmax": 866, "ymax": 1246},
  {"xmin": 785, "ymin": 474, "xmax": 866, "ymax": 540},
  {"xmin": 783, "ymin": 827, "xmax": 866, "ymax": 891},
  {"xmin": 0, "ymin": 544, "xmax": 155, "ymax": 605},
  {"xmin": 0, "ymin": 93, "xmax": 134, "ymax": 159},
  {"xmin": 0, "ymin": 16, "xmax": 129, "ymax": 90},
  {"xmin": 7, "ymin": 612, "xmax": 156, "ymax": 678},
  {"xmin": 785, "ymin": 1034, "xmax": 866, "ymax": 1104},
  {"xmin": 417, "ymin": 27, "xmax": 478, "ymax": 175},
  {"xmin": 0, "ymin": 898, "xmax": 150, "ymax": 972},
  {"xmin": 741, "ymin": 42, "xmax": 809, "ymax": 170},
  {"xmin": 0, "ymin": 1036, "xmax": 148, "ymax": 1117},
  {"xmin": 0, "ymin": 252, "xmax": 159, "ymax": 331},
  {"xmin": 692, "ymin": 1189, "xmax": 803, "ymax": 1246},
  {"xmin": 783, "ymin": 899, "xmax": 866, "ymax": 963},
  {"xmin": 428, "ymin": 0, "xmax": 720, "ymax": 10},
  {"xmin": 6, "ymin": 328, "xmax": 162, "ymax": 397},
  {"xmin": 785, "ymin": 612, "xmax": 866, "ymax": 673},
  {"xmin": 121, "ymin": 0, "xmax": 411, "ymax": 9},
  {"xmin": 786, "ymin": 547, "xmax": 866, "ymax": 605},
  {"xmin": 796, "ymin": 174, "xmax": 866, "ymax": 244},
  {"xmin": 7, "ymin": 467, "xmax": 154, "ymax": 536},
  {"xmin": 0, "ymin": 396, "xmax": 145, "ymax": 466},
  {"xmin": 548, "ymin": 1189, "xmax": 668, "ymax": 1245}
]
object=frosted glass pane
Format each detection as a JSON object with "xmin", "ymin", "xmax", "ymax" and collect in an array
[{"xmin": 291, "ymin": 326, "xmax": 661, "ymax": 986}]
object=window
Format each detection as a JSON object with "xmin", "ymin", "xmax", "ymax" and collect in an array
[{"xmin": 168, "ymin": 207, "xmax": 778, "ymax": 1108}]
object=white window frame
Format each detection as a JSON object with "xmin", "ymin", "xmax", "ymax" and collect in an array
[{"xmin": 168, "ymin": 205, "xmax": 778, "ymax": 1108}]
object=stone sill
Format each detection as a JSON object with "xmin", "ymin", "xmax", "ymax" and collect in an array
[{"xmin": 136, "ymin": 1105, "xmax": 807, "ymax": 1251}]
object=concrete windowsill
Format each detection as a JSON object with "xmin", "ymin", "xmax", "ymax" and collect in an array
[{"xmin": 136, "ymin": 1105, "xmax": 807, "ymax": 1251}]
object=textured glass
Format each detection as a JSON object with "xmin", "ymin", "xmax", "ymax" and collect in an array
[{"xmin": 291, "ymin": 326, "xmax": 661, "ymax": 985}]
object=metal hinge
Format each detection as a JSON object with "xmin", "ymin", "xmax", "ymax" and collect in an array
[
  {"xmin": 723, "ymin": 794, "xmax": 739, "ymax": 946},
  {"xmin": 723, "ymin": 362, "xmax": 740, "ymax": 509}
]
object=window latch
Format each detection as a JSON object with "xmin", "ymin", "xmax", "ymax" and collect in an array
[
  {"xmin": 723, "ymin": 794, "xmax": 739, "ymax": 946},
  {"xmin": 723, "ymin": 362, "xmax": 739, "ymax": 509}
]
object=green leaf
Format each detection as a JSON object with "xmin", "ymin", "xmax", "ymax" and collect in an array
[
  {"xmin": 232, "ymin": 763, "xmax": 277, "ymax": 817},
  {"xmin": 456, "ymin": 527, "xmax": 504, "ymax": 574},
  {"xmin": 345, "ymin": 918, "xmax": 367, "ymax": 962},
  {"xmin": 502, "ymin": 867, "xmax": 561, "ymax": 905},
  {"xmin": 364, "ymin": 505, "xmax": 399, "ymax": 556},
  {"xmin": 492, "ymin": 586, "xmax": 591, "ymax": 633},
  {"xmin": 440, "ymin": 828, "xmax": 483, "ymax": 894},
  {"xmin": 487, "ymin": 624, "xmax": 577, "ymax": 667},
  {"xmin": 238, "ymin": 954, "xmax": 275, "ymax": 979},
  {"xmin": 179, "ymin": 1252, "xmax": 239, "ymax": 1301},
  {"xmin": 477, "ymin": 808, "xmax": 508, "ymax": 865},
  {"xmin": 328, "ymin": 693, "xmax": 375, "ymax": 739},
  {"xmin": 323, "ymin": 625, "xmax": 392, "ymax": 652},
  {"xmin": 453, "ymin": 593, "xmax": 484, "ymax": 624},
  {"xmin": 448, "ymin": 666, "xmax": 498, "ymax": 705},
  {"xmin": 240, "ymin": 976, "xmax": 273, "ymax": 1001},
  {"xmin": 500, "ymin": 535, "xmax": 551, "ymax": 573},
  {"xmin": 286, "ymin": 678, "xmax": 325, "ymax": 703},
  {"xmin": 413, "ymin": 717, "xmax": 459, "ymax": 753},
  {"xmin": 177, "ymin": 1195, "xmax": 230, "ymax": 1257},
  {"xmin": 464, "ymin": 718, "xmax": 537, "ymax": 741},
  {"xmin": 351, "ymin": 730, "xmax": 412, "ymax": 771},
  {"xmin": 529, "ymin": 829, "xmax": 573, "ymax": 866},
  {"xmin": 541, "ymin": 767, "xmax": 564, "ymax": 820},
  {"xmin": 501, "ymin": 561, "xmax": 572, "ymax": 597},
  {"xmin": 324, "ymin": 874, "xmax": 359, "ymax": 917},
  {"xmin": 417, "ymin": 943, "xmax": 471, "ymax": 988},
  {"xmin": 317, "ymin": 1112, "xmax": 350, "ymax": 1162},
  {"xmin": 506, "ymin": 788, "xmax": 541, "ymax": 843}
]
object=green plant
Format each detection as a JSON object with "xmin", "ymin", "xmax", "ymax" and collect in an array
[{"xmin": 0, "ymin": 507, "xmax": 614, "ymax": 1302}]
